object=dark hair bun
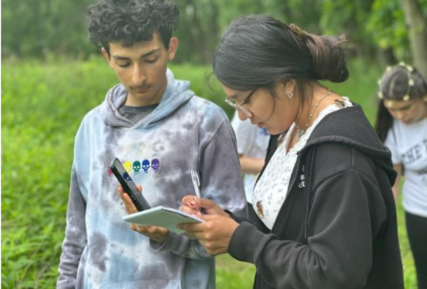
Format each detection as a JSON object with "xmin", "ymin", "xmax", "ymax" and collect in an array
[{"xmin": 305, "ymin": 34, "xmax": 349, "ymax": 83}]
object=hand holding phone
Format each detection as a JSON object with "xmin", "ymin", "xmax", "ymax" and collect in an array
[{"xmin": 109, "ymin": 158, "xmax": 151, "ymax": 211}]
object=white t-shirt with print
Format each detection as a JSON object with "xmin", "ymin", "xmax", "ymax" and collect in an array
[
  {"xmin": 385, "ymin": 118, "xmax": 427, "ymax": 218},
  {"xmin": 252, "ymin": 98, "xmax": 353, "ymax": 230},
  {"xmin": 231, "ymin": 112, "xmax": 270, "ymax": 203}
]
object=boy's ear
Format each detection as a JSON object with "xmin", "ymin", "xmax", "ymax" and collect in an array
[
  {"xmin": 168, "ymin": 37, "xmax": 179, "ymax": 60},
  {"xmin": 101, "ymin": 47, "xmax": 111, "ymax": 64}
]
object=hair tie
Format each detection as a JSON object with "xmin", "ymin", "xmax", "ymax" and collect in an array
[{"xmin": 289, "ymin": 23, "xmax": 306, "ymax": 38}]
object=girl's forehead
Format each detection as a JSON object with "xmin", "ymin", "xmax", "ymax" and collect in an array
[
  {"xmin": 220, "ymin": 84, "xmax": 250, "ymax": 99},
  {"xmin": 384, "ymin": 99, "xmax": 411, "ymax": 109}
]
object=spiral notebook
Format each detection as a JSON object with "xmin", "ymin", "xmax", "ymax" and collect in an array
[{"xmin": 123, "ymin": 206, "xmax": 203, "ymax": 234}]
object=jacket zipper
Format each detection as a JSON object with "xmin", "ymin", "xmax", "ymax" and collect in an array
[{"xmin": 303, "ymin": 148, "xmax": 315, "ymax": 240}]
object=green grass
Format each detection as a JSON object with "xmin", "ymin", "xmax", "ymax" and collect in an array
[
  {"xmin": 1, "ymin": 57, "xmax": 416, "ymax": 288},
  {"xmin": 216, "ymin": 255, "xmax": 255, "ymax": 289},
  {"xmin": 396, "ymin": 197, "xmax": 418, "ymax": 288}
]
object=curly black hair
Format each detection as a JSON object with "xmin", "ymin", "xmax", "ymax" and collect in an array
[{"xmin": 87, "ymin": 0, "xmax": 179, "ymax": 55}]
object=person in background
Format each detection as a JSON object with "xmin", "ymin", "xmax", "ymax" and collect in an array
[
  {"xmin": 179, "ymin": 15, "xmax": 404, "ymax": 289},
  {"xmin": 56, "ymin": 0, "xmax": 246, "ymax": 288},
  {"xmin": 375, "ymin": 63, "xmax": 427, "ymax": 289},
  {"xmin": 231, "ymin": 111, "xmax": 270, "ymax": 204}
]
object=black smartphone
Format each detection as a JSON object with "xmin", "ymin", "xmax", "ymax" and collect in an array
[{"xmin": 109, "ymin": 157, "xmax": 151, "ymax": 211}]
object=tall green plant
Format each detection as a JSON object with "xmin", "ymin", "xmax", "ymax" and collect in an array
[
  {"xmin": 2, "ymin": 0, "xmax": 96, "ymax": 58},
  {"xmin": 366, "ymin": 0, "xmax": 410, "ymax": 59}
]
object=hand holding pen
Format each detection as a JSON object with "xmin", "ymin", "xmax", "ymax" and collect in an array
[
  {"xmin": 179, "ymin": 185, "xmax": 238, "ymax": 255},
  {"xmin": 183, "ymin": 170, "xmax": 230, "ymax": 218}
]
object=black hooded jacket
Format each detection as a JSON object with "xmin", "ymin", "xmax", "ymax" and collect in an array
[{"xmin": 228, "ymin": 105, "xmax": 404, "ymax": 289}]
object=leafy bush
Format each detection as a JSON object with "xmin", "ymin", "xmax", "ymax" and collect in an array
[{"xmin": 1, "ymin": 58, "xmax": 416, "ymax": 288}]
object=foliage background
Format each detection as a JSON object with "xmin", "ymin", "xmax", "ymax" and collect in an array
[
  {"xmin": 2, "ymin": 0, "xmax": 426, "ymax": 288},
  {"xmin": 1, "ymin": 59, "xmax": 418, "ymax": 288},
  {"xmin": 2, "ymin": 0, "xmax": 427, "ymax": 64}
]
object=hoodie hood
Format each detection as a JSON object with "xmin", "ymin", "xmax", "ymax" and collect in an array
[
  {"xmin": 300, "ymin": 104, "xmax": 396, "ymax": 183},
  {"xmin": 101, "ymin": 69, "xmax": 194, "ymax": 129}
]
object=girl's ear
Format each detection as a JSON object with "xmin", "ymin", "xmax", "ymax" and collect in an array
[
  {"xmin": 284, "ymin": 79, "xmax": 296, "ymax": 92},
  {"xmin": 283, "ymin": 79, "xmax": 296, "ymax": 99}
]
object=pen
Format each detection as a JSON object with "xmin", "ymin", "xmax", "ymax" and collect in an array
[{"xmin": 190, "ymin": 170, "xmax": 201, "ymax": 198}]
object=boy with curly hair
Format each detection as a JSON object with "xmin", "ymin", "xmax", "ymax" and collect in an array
[{"xmin": 56, "ymin": 0, "xmax": 246, "ymax": 288}]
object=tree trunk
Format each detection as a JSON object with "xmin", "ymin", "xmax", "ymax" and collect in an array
[{"xmin": 400, "ymin": 0, "xmax": 427, "ymax": 78}]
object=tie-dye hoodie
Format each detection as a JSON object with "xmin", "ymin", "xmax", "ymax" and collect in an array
[{"xmin": 57, "ymin": 70, "xmax": 246, "ymax": 289}]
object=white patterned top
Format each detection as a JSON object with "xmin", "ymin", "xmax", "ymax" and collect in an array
[{"xmin": 252, "ymin": 97, "xmax": 352, "ymax": 229}]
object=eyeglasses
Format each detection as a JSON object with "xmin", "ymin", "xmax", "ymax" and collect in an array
[{"xmin": 225, "ymin": 89, "xmax": 257, "ymax": 118}]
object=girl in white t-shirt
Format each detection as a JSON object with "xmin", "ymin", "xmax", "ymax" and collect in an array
[
  {"xmin": 231, "ymin": 111, "xmax": 270, "ymax": 203},
  {"xmin": 376, "ymin": 63, "xmax": 427, "ymax": 289}
]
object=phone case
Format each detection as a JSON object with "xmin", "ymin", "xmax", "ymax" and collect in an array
[{"xmin": 109, "ymin": 158, "xmax": 151, "ymax": 211}]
